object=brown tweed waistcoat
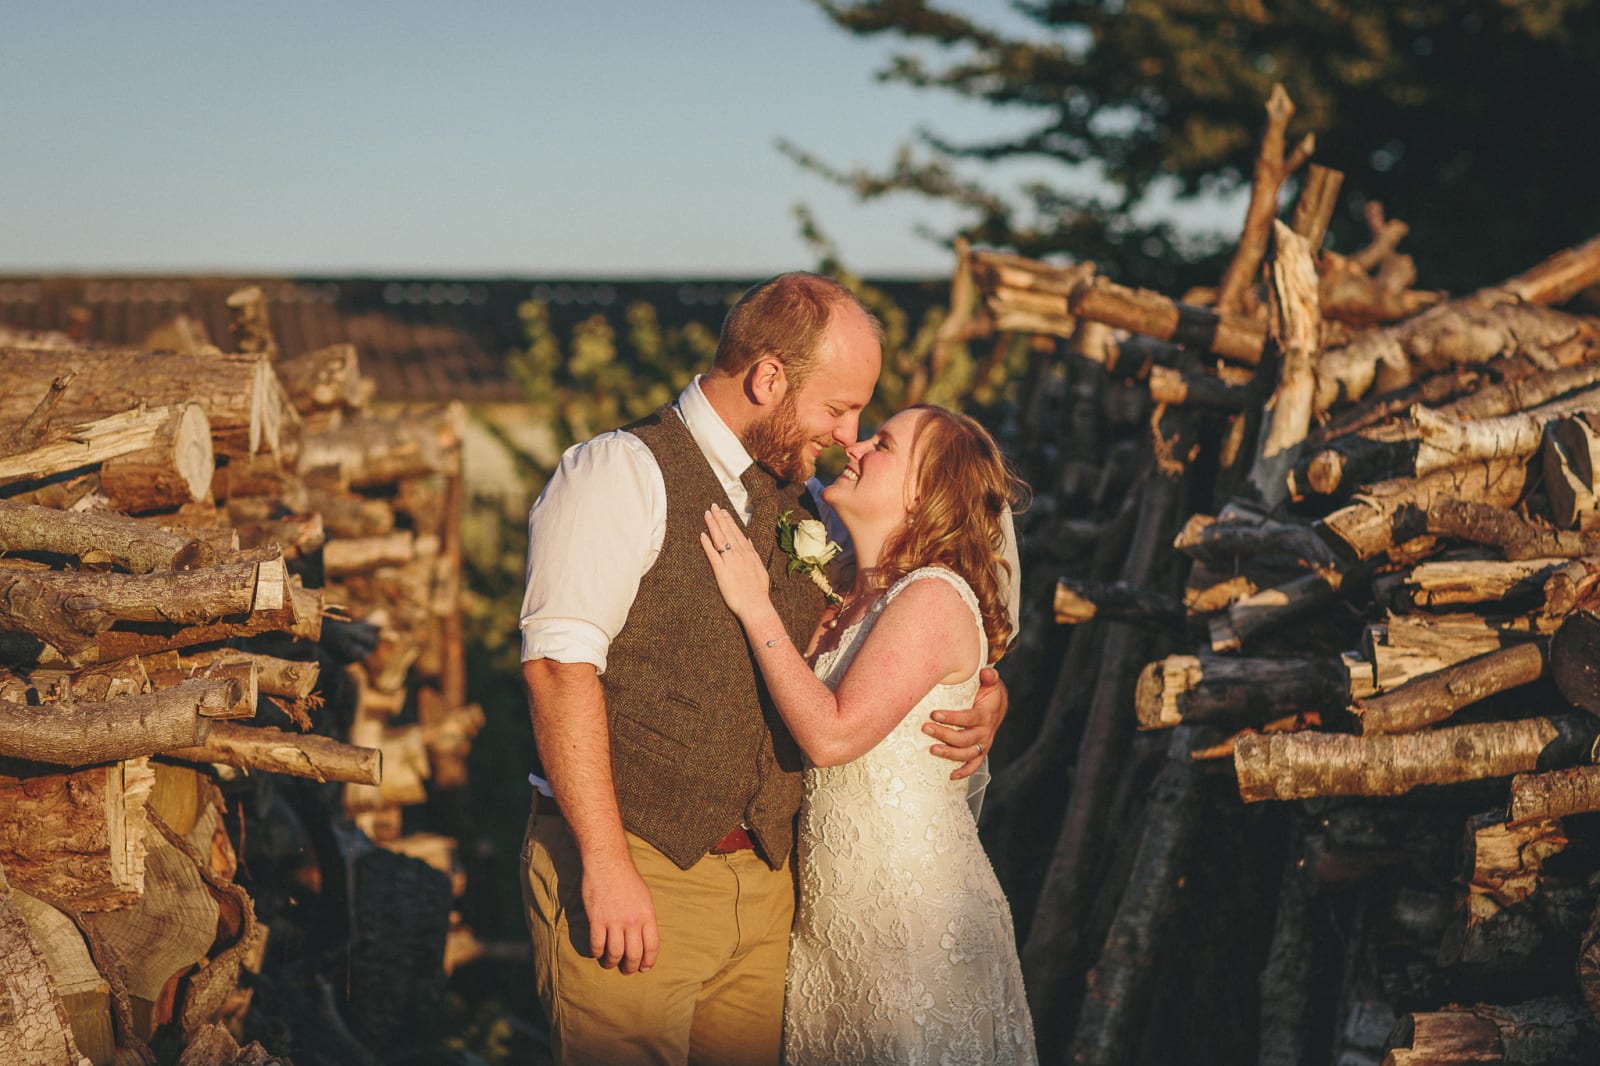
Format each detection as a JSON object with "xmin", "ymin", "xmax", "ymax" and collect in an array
[{"xmin": 603, "ymin": 404, "xmax": 830, "ymax": 870}]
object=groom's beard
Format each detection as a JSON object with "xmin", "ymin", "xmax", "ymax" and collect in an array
[{"xmin": 742, "ymin": 394, "xmax": 814, "ymax": 483}]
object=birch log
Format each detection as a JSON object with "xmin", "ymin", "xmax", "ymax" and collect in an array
[
  {"xmin": 1069, "ymin": 276, "xmax": 1266, "ymax": 366},
  {"xmin": 1318, "ymin": 458, "xmax": 1530, "ymax": 559},
  {"xmin": 1135, "ymin": 653, "xmax": 1350, "ymax": 730},
  {"xmin": 1233, "ymin": 714, "xmax": 1596, "ymax": 803},
  {"xmin": 1383, "ymin": 997, "xmax": 1600, "ymax": 1065},
  {"xmin": 1248, "ymin": 221, "xmax": 1322, "ymax": 507},
  {"xmin": 1507, "ymin": 766, "xmax": 1600, "ymax": 824},
  {"xmin": 1354, "ymin": 643, "xmax": 1547, "ymax": 734}
]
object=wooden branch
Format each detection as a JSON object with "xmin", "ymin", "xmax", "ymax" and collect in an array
[
  {"xmin": 1317, "ymin": 458, "xmax": 1530, "ymax": 560},
  {"xmin": 1496, "ymin": 231, "xmax": 1600, "ymax": 307},
  {"xmin": 0, "ymin": 370, "xmax": 76, "ymax": 456},
  {"xmin": 91, "ymin": 577, "xmax": 322, "ymax": 662},
  {"xmin": 1366, "ymin": 613, "xmax": 1555, "ymax": 692},
  {"xmin": 1248, "ymin": 221, "xmax": 1322, "ymax": 507},
  {"xmin": 162, "ymin": 722, "xmax": 381, "ymax": 785},
  {"xmin": 296, "ymin": 405, "xmax": 462, "ymax": 489},
  {"xmin": 1066, "ymin": 730, "xmax": 1201, "ymax": 1066},
  {"xmin": 965, "ymin": 249, "xmax": 1096, "ymax": 338},
  {"xmin": 1424, "ymin": 498, "xmax": 1600, "ymax": 560},
  {"xmin": 1354, "ymin": 643, "xmax": 1546, "ymax": 734},
  {"xmin": 0, "ymin": 500, "xmax": 214, "ymax": 573},
  {"xmin": 1380, "ymin": 556, "xmax": 1580, "ymax": 611},
  {"xmin": 7, "ymin": 553, "xmax": 279, "ymax": 633},
  {"xmin": 275, "ymin": 342, "xmax": 367, "ymax": 413},
  {"xmin": 1507, "ymin": 766, "xmax": 1600, "ymax": 824},
  {"xmin": 323, "ymin": 531, "xmax": 418, "ymax": 578},
  {"xmin": 0, "ymin": 348, "xmax": 293, "ymax": 460},
  {"xmin": 224, "ymin": 286, "xmax": 279, "ymax": 361},
  {"xmin": 1069, "ymin": 276, "xmax": 1266, "ymax": 366},
  {"xmin": 97, "ymin": 400, "xmax": 217, "ymax": 514},
  {"xmin": 174, "ymin": 648, "xmax": 319, "ymax": 700},
  {"xmin": 1233, "ymin": 714, "xmax": 1597, "ymax": 803},
  {"xmin": 1146, "ymin": 364, "xmax": 1252, "ymax": 411},
  {"xmin": 1384, "ymin": 997, "xmax": 1600, "ymax": 1064},
  {"xmin": 0, "ymin": 678, "xmax": 231, "ymax": 765},
  {"xmin": 1314, "ymin": 295, "xmax": 1600, "ymax": 414},
  {"xmin": 1288, "ymin": 163, "xmax": 1342, "ymax": 253},
  {"xmin": 1135, "ymin": 653, "xmax": 1349, "ymax": 730},
  {"xmin": 1216, "ymin": 83, "xmax": 1296, "ymax": 314},
  {"xmin": 1209, "ymin": 568, "xmax": 1347, "ymax": 653},
  {"xmin": 0, "ymin": 403, "xmax": 211, "ymax": 491},
  {"xmin": 1172, "ymin": 512, "xmax": 1338, "ymax": 571},
  {"xmin": 1053, "ymin": 579, "xmax": 1184, "ymax": 630}
]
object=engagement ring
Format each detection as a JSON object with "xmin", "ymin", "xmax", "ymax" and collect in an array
[{"xmin": 719, "ymin": 543, "xmax": 733, "ymax": 553}]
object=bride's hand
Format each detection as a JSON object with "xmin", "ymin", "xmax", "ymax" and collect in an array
[{"xmin": 700, "ymin": 505, "xmax": 771, "ymax": 620}]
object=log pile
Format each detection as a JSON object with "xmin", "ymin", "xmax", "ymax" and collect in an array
[
  {"xmin": 967, "ymin": 84, "xmax": 1600, "ymax": 1066},
  {"xmin": 0, "ymin": 290, "xmax": 477, "ymax": 1065}
]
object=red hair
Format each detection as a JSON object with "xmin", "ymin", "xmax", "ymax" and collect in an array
[{"xmin": 874, "ymin": 406, "xmax": 1028, "ymax": 664}]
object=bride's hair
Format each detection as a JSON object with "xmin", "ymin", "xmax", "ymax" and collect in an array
[{"xmin": 874, "ymin": 405, "xmax": 1030, "ymax": 665}]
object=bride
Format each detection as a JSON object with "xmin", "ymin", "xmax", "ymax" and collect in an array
[{"xmin": 701, "ymin": 404, "xmax": 1037, "ymax": 1065}]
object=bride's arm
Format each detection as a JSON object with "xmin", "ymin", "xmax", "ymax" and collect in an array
[{"xmin": 701, "ymin": 506, "xmax": 975, "ymax": 766}]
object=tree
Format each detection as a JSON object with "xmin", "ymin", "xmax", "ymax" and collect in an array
[{"xmin": 797, "ymin": 0, "xmax": 1600, "ymax": 293}]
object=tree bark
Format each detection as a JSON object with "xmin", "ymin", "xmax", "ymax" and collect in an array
[
  {"xmin": 323, "ymin": 531, "xmax": 418, "ymax": 578},
  {"xmin": 276, "ymin": 343, "xmax": 370, "ymax": 413},
  {"xmin": 1425, "ymin": 498, "xmax": 1600, "ymax": 561},
  {"xmin": 1549, "ymin": 608, "xmax": 1600, "ymax": 715},
  {"xmin": 296, "ymin": 405, "xmax": 462, "ymax": 490},
  {"xmin": 1382, "ymin": 556, "xmax": 1580, "ymax": 611},
  {"xmin": 0, "ymin": 348, "xmax": 294, "ymax": 460},
  {"xmin": 1067, "ymin": 729, "xmax": 1202, "ymax": 1066},
  {"xmin": 1463, "ymin": 812, "xmax": 1566, "ymax": 922},
  {"xmin": 1209, "ymin": 568, "xmax": 1347, "ymax": 653},
  {"xmin": 1069, "ymin": 276, "xmax": 1266, "ymax": 366},
  {"xmin": 1054, "ymin": 579, "xmax": 1184, "ymax": 630},
  {"xmin": 91, "ymin": 578, "xmax": 322, "ymax": 661},
  {"xmin": 1366, "ymin": 614, "xmax": 1554, "ymax": 692},
  {"xmin": 0, "ymin": 499, "xmax": 215, "ymax": 573},
  {"xmin": 1317, "ymin": 458, "xmax": 1530, "ymax": 560},
  {"xmin": 1383, "ymin": 997, "xmax": 1600, "ymax": 1065},
  {"xmin": 1507, "ymin": 766, "xmax": 1600, "ymax": 824},
  {"xmin": 0, "ymin": 760, "xmax": 155, "ymax": 911},
  {"xmin": 0, "ymin": 866, "xmax": 88, "ymax": 1066},
  {"xmin": 162, "ymin": 722, "xmax": 381, "ymax": 785},
  {"xmin": 1135, "ymin": 653, "xmax": 1349, "ymax": 730},
  {"xmin": 1234, "ymin": 714, "xmax": 1596, "ymax": 803},
  {"xmin": 0, "ymin": 404, "xmax": 212, "ymax": 492},
  {"xmin": 1354, "ymin": 643, "xmax": 1546, "ymax": 734},
  {"xmin": 1248, "ymin": 221, "xmax": 1322, "ymax": 507},
  {"xmin": 1216, "ymin": 83, "xmax": 1300, "ymax": 315},
  {"xmin": 0, "ymin": 678, "xmax": 228, "ymax": 765}
]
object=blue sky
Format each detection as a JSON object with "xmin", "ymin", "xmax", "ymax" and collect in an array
[{"xmin": 2, "ymin": 1, "xmax": 1228, "ymax": 278}]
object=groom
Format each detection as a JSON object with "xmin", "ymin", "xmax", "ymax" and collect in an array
[{"xmin": 519, "ymin": 272, "xmax": 1006, "ymax": 1065}]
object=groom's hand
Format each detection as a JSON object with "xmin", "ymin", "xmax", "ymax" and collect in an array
[
  {"xmin": 923, "ymin": 667, "xmax": 1008, "ymax": 780},
  {"xmin": 582, "ymin": 859, "xmax": 660, "ymax": 975}
]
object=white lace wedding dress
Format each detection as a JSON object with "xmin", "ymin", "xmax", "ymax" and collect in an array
[{"xmin": 784, "ymin": 567, "xmax": 1038, "ymax": 1065}]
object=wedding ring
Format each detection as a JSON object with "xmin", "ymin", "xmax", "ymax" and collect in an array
[
  {"xmin": 719, "ymin": 543, "xmax": 733, "ymax": 553},
  {"xmin": 975, "ymin": 742, "xmax": 983, "ymax": 756}
]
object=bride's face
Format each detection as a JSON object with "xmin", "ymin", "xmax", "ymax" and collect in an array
[{"xmin": 823, "ymin": 409, "xmax": 927, "ymax": 528}]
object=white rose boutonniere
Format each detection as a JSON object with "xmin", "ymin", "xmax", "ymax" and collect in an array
[{"xmin": 776, "ymin": 510, "xmax": 844, "ymax": 606}]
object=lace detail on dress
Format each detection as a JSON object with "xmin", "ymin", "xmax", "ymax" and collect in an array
[{"xmin": 785, "ymin": 567, "xmax": 1037, "ymax": 1065}]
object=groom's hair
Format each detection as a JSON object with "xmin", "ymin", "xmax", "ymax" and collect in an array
[
  {"xmin": 880, "ymin": 406, "xmax": 1030, "ymax": 665},
  {"xmin": 713, "ymin": 272, "xmax": 882, "ymax": 390}
]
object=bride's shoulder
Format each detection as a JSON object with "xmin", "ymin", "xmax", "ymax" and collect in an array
[{"xmin": 882, "ymin": 566, "xmax": 980, "ymax": 619}]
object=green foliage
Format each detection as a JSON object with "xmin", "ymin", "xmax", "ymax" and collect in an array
[{"xmin": 801, "ymin": 0, "xmax": 1600, "ymax": 291}]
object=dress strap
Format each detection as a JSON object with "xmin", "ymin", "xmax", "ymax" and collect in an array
[{"xmin": 883, "ymin": 566, "xmax": 987, "ymax": 668}]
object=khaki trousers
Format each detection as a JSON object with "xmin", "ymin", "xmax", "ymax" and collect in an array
[{"xmin": 520, "ymin": 802, "xmax": 795, "ymax": 1066}]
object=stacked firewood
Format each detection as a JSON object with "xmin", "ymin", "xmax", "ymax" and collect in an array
[
  {"xmin": 0, "ymin": 290, "xmax": 477, "ymax": 1066},
  {"xmin": 965, "ymin": 84, "xmax": 1600, "ymax": 1066}
]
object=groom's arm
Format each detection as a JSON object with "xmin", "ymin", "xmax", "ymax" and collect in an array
[{"xmin": 525, "ymin": 660, "xmax": 659, "ymax": 975}]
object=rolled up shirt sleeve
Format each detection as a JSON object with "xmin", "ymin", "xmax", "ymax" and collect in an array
[{"xmin": 519, "ymin": 431, "xmax": 665, "ymax": 673}]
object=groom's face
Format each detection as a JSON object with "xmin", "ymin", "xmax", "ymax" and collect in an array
[{"xmin": 745, "ymin": 307, "xmax": 880, "ymax": 482}]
